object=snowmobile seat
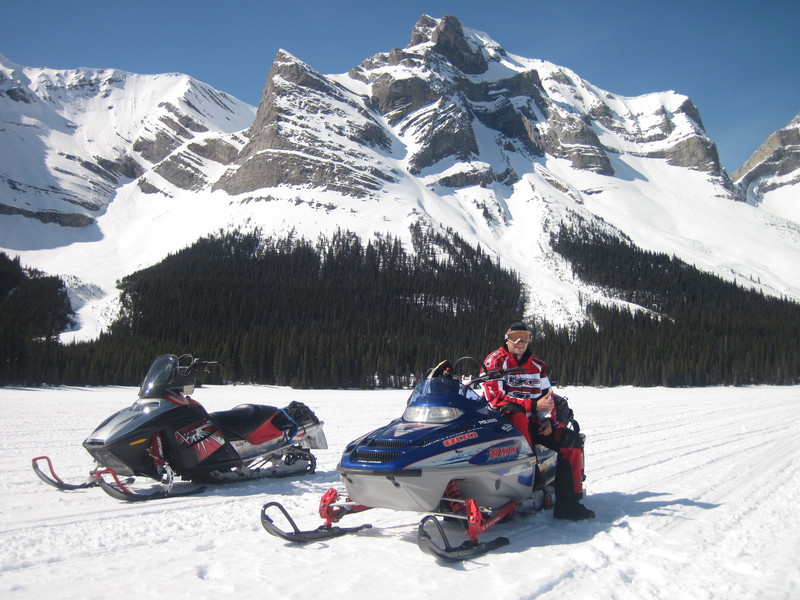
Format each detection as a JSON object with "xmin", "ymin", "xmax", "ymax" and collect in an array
[{"xmin": 210, "ymin": 404, "xmax": 282, "ymax": 442}]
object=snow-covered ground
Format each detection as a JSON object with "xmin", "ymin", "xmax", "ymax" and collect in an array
[{"xmin": 1, "ymin": 384, "xmax": 798, "ymax": 599}]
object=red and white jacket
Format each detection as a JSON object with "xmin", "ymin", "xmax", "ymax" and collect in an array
[{"xmin": 482, "ymin": 346, "xmax": 552, "ymax": 418}]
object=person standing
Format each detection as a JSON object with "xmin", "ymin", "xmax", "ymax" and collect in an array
[{"xmin": 483, "ymin": 321, "xmax": 595, "ymax": 521}]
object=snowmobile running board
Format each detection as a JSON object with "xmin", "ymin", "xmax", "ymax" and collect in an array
[
  {"xmin": 94, "ymin": 469, "xmax": 207, "ymax": 502},
  {"xmin": 261, "ymin": 501, "xmax": 373, "ymax": 542},
  {"xmin": 32, "ymin": 456, "xmax": 100, "ymax": 490}
]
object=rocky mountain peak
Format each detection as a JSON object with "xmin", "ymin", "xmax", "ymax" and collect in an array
[
  {"xmin": 214, "ymin": 49, "xmax": 394, "ymax": 197},
  {"xmin": 426, "ymin": 15, "xmax": 489, "ymax": 75},
  {"xmin": 732, "ymin": 112, "xmax": 800, "ymax": 201},
  {"xmin": 408, "ymin": 14, "xmax": 438, "ymax": 47},
  {"xmin": 219, "ymin": 14, "xmax": 731, "ymax": 201}
]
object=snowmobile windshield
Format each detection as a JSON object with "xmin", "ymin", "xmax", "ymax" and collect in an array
[
  {"xmin": 139, "ymin": 354, "xmax": 178, "ymax": 398},
  {"xmin": 408, "ymin": 378, "xmax": 483, "ymax": 402},
  {"xmin": 138, "ymin": 354, "xmax": 182, "ymax": 399}
]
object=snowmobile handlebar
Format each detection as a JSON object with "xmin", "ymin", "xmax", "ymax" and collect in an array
[
  {"xmin": 465, "ymin": 366, "xmax": 523, "ymax": 386},
  {"xmin": 177, "ymin": 354, "xmax": 221, "ymax": 375},
  {"xmin": 426, "ymin": 358, "xmax": 523, "ymax": 388},
  {"xmin": 429, "ymin": 358, "xmax": 522, "ymax": 386}
]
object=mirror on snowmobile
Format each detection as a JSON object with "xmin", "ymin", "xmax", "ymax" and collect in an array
[{"xmin": 426, "ymin": 360, "xmax": 454, "ymax": 379}]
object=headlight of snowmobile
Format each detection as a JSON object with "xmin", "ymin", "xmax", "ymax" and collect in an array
[
  {"xmin": 133, "ymin": 400, "xmax": 161, "ymax": 413},
  {"xmin": 402, "ymin": 405, "xmax": 464, "ymax": 423}
]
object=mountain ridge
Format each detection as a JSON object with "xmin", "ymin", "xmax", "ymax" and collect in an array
[
  {"xmin": 733, "ymin": 113, "xmax": 800, "ymax": 223},
  {"xmin": 0, "ymin": 52, "xmax": 255, "ymax": 227},
  {"xmin": 1, "ymin": 15, "xmax": 798, "ymax": 342}
]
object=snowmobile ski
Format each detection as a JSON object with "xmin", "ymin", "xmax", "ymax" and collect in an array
[
  {"xmin": 261, "ymin": 501, "xmax": 372, "ymax": 542},
  {"xmin": 417, "ymin": 515, "xmax": 510, "ymax": 562},
  {"xmin": 94, "ymin": 469, "xmax": 206, "ymax": 502},
  {"xmin": 32, "ymin": 456, "xmax": 101, "ymax": 490}
]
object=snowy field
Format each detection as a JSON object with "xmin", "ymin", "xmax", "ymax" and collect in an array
[{"xmin": 1, "ymin": 384, "xmax": 798, "ymax": 599}]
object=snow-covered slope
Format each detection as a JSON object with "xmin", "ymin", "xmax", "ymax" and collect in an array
[
  {"xmin": 0, "ymin": 53, "xmax": 254, "ymax": 222},
  {"xmin": 2, "ymin": 16, "xmax": 799, "ymax": 343},
  {"xmin": 2, "ymin": 384, "xmax": 798, "ymax": 598},
  {"xmin": 0, "ymin": 53, "xmax": 255, "ymax": 337}
]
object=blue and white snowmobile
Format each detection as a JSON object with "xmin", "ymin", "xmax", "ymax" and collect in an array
[{"xmin": 261, "ymin": 359, "xmax": 565, "ymax": 561}]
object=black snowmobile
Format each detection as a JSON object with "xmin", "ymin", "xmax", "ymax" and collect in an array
[{"xmin": 32, "ymin": 353, "xmax": 328, "ymax": 501}]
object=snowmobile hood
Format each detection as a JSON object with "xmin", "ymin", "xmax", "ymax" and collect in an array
[
  {"xmin": 83, "ymin": 398, "xmax": 190, "ymax": 446},
  {"xmin": 338, "ymin": 378, "xmax": 529, "ymax": 474}
]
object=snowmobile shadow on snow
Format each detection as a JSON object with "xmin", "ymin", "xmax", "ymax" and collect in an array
[
  {"xmin": 172, "ymin": 467, "xmax": 346, "ymax": 500},
  {"xmin": 96, "ymin": 471, "xmax": 341, "ymax": 501},
  {"xmin": 483, "ymin": 490, "xmax": 721, "ymax": 557},
  {"xmin": 590, "ymin": 490, "xmax": 720, "ymax": 520}
]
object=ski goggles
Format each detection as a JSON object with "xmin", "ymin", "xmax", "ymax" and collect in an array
[{"xmin": 506, "ymin": 332, "xmax": 531, "ymax": 344}]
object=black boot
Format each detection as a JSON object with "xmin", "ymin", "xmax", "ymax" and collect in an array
[
  {"xmin": 550, "ymin": 451, "xmax": 594, "ymax": 520},
  {"xmin": 553, "ymin": 500, "xmax": 595, "ymax": 521}
]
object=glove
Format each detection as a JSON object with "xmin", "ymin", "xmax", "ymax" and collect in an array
[{"xmin": 535, "ymin": 389, "xmax": 555, "ymax": 413}]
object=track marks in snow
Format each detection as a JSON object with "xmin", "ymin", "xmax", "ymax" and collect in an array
[{"xmin": 1, "ymin": 385, "xmax": 798, "ymax": 599}]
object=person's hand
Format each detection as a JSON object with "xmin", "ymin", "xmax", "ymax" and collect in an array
[
  {"xmin": 536, "ymin": 389, "xmax": 555, "ymax": 413},
  {"xmin": 537, "ymin": 420, "xmax": 552, "ymax": 436}
]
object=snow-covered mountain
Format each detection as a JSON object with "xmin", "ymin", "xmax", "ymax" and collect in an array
[
  {"xmin": 2, "ymin": 15, "xmax": 799, "ymax": 342},
  {"xmin": 0, "ymin": 53, "xmax": 254, "ymax": 224},
  {"xmin": 217, "ymin": 15, "xmax": 728, "ymax": 197},
  {"xmin": 733, "ymin": 112, "xmax": 800, "ymax": 224}
]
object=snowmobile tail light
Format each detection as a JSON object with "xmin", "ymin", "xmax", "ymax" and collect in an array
[{"xmin": 403, "ymin": 405, "xmax": 463, "ymax": 423}]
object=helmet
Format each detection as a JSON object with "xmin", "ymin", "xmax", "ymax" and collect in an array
[{"xmin": 506, "ymin": 321, "xmax": 529, "ymax": 334}]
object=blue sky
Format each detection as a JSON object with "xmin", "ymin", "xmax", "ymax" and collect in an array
[{"xmin": 1, "ymin": 0, "xmax": 798, "ymax": 172}]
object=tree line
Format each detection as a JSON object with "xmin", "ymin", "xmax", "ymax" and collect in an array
[
  {"xmin": 0, "ymin": 253, "xmax": 73, "ymax": 385},
  {"xmin": 2, "ymin": 220, "xmax": 798, "ymax": 388},
  {"xmin": 1, "ymin": 226, "xmax": 525, "ymax": 387},
  {"xmin": 543, "ymin": 220, "xmax": 800, "ymax": 386}
]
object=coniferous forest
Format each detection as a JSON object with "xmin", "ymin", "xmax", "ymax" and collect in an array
[
  {"xmin": 1, "ymin": 221, "xmax": 799, "ymax": 388},
  {"xmin": 544, "ymin": 221, "xmax": 800, "ymax": 386},
  {"xmin": 1, "ymin": 226, "xmax": 525, "ymax": 387}
]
